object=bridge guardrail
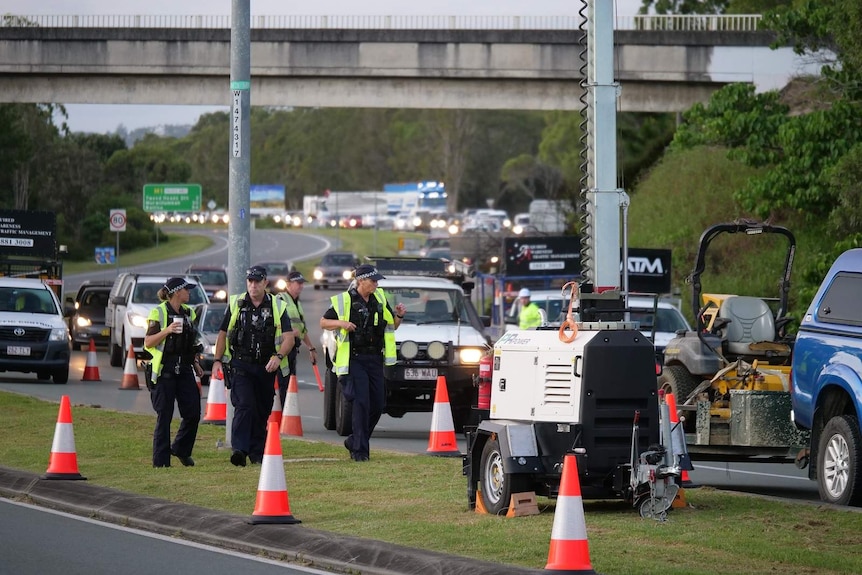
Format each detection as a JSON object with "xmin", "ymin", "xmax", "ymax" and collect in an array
[{"xmin": 1, "ymin": 13, "xmax": 762, "ymax": 31}]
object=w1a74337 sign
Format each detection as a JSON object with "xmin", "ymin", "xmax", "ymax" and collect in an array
[{"xmin": 143, "ymin": 184, "xmax": 202, "ymax": 212}]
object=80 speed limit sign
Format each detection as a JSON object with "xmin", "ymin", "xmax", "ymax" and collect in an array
[{"xmin": 109, "ymin": 209, "xmax": 127, "ymax": 233}]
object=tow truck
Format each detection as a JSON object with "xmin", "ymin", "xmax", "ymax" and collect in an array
[{"xmin": 462, "ymin": 2, "xmax": 667, "ymax": 515}]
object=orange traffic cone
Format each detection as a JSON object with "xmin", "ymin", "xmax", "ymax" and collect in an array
[
  {"xmin": 81, "ymin": 338, "xmax": 101, "ymax": 382},
  {"xmin": 426, "ymin": 375, "xmax": 460, "ymax": 457},
  {"xmin": 119, "ymin": 345, "xmax": 140, "ymax": 390},
  {"xmin": 545, "ymin": 455, "xmax": 596, "ymax": 574},
  {"xmin": 280, "ymin": 374, "xmax": 303, "ymax": 437},
  {"xmin": 202, "ymin": 368, "xmax": 227, "ymax": 425},
  {"xmin": 42, "ymin": 395, "xmax": 86, "ymax": 480},
  {"xmin": 665, "ymin": 392, "xmax": 697, "ymax": 505},
  {"xmin": 269, "ymin": 377, "xmax": 283, "ymax": 429},
  {"xmin": 249, "ymin": 421, "xmax": 301, "ymax": 525}
]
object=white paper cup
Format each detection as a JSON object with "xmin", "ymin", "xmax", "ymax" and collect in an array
[{"xmin": 173, "ymin": 317, "xmax": 183, "ymax": 333}]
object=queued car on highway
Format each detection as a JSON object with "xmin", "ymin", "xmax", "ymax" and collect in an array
[
  {"xmin": 0, "ymin": 278, "xmax": 72, "ymax": 384},
  {"xmin": 106, "ymin": 273, "xmax": 209, "ymax": 367},
  {"xmin": 195, "ymin": 302, "xmax": 226, "ymax": 386},
  {"xmin": 67, "ymin": 280, "xmax": 112, "ymax": 350},
  {"xmin": 252, "ymin": 260, "xmax": 296, "ymax": 293},
  {"xmin": 186, "ymin": 265, "xmax": 228, "ymax": 302},
  {"xmin": 313, "ymin": 252, "xmax": 361, "ymax": 290}
]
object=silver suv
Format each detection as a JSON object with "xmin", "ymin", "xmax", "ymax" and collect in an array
[{"xmin": 106, "ymin": 273, "xmax": 209, "ymax": 367}]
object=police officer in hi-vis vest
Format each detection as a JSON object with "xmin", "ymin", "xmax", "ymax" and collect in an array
[
  {"xmin": 320, "ymin": 264, "xmax": 406, "ymax": 461},
  {"xmin": 212, "ymin": 265, "xmax": 294, "ymax": 467},
  {"xmin": 144, "ymin": 277, "xmax": 204, "ymax": 468},
  {"xmin": 275, "ymin": 270, "xmax": 318, "ymax": 408}
]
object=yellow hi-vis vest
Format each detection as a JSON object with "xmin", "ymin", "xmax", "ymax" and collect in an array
[
  {"xmin": 144, "ymin": 302, "xmax": 198, "ymax": 381},
  {"xmin": 226, "ymin": 293, "xmax": 289, "ymax": 372},
  {"xmin": 278, "ymin": 293, "xmax": 307, "ymax": 376},
  {"xmin": 330, "ymin": 288, "xmax": 396, "ymax": 376}
]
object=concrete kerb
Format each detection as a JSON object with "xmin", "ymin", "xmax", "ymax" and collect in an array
[{"xmin": 0, "ymin": 466, "xmax": 544, "ymax": 575}]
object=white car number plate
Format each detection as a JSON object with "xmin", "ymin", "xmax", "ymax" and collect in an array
[
  {"xmin": 404, "ymin": 368, "xmax": 437, "ymax": 380},
  {"xmin": 7, "ymin": 346, "xmax": 31, "ymax": 356}
]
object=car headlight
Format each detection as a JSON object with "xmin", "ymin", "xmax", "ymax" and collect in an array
[
  {"xmin": 129, "ymin": 312, "xmax": 149, "ymax": 329},
  {"xmin": 313, "ymin": 269, "xmax": 323, "ymax": 280},
  {"xmin": 213, "ymin": 289, "xmax": 227, "ymax": 301},
  {"xmin": 75, "ymin": 316, "xmax": 92, "ymax": 328},
  {"xmin": 206, "ymin": 344, "xmax": 216, "ymax": 355},
  {"xmin": 458, "ymin": 348, "xmax": 483, "ymax": 364},
  {"xmin": 275, "ymin": 279, "xmax": 287, "ymax": 291},
  {"xmin": 427, "ymin": 341, "xmax": 446, "ymax": 360},
  {"xmin": 400, "ymin": 340, "xmax": 419, "ymax": 360},
  {"xmin": 50, "ymin": 327, "xmax": 70, "ymax": 342},
  {"xmin": 342, "ymin": 270, "xmax": 353, "ymax": 280}
]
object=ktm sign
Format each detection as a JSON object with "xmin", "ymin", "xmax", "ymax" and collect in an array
[{"xmin": 504, "ymin": 236, "xmax": 672, "ymax": 293}]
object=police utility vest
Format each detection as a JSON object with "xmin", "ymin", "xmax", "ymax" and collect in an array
[
  {"xmin": 144, "ymin": 302, "xmax": 198, "ymax": 382},
  {"xmin": 225, "ymin": 293, "xmax": 289, "ymax": 371},
  {"xmin": 330, "ymin": 288, "xmax": 396, "ymax": 376}
]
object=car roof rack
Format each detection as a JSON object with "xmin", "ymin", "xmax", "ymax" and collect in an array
[{"xmin": 365, "ymin": 256, "xmax": 473, "ymax": 285}]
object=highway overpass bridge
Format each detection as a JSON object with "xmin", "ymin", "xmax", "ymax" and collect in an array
[{"xmin": 0, "ymin": 14, "xmax": 820, "ymax": 112}]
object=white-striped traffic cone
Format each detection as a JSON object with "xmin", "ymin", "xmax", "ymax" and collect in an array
[
  {"xmin": 42, "ymin": 395, "xmax": 86, "ymax": 480},
  {"xmin": 119, "ymin": 345, "xmax": 140, "ymax": 390},
  {"xmin": 268, "ymin": 377, "xmax": 283, "ymax": 429},
  {"xmin": 280, "ymin": 374, "xmax": 303, "ymax": 437},
  {"xmin": 249, "ymin": 421, "xmax": 301, "ymax": 525},
  {"xmin": 202, "ymin": 368, "xmax": 227, "ymax": 425},
  {"xmin": 544, "ymin": 454, "xmax": 597, "ymax": 574},
  {"xmin": 81, "ymin": 338, "xmax": 101, "ymax": 382},
  {"xmin": 426, "ymin": 375, "xmax": 460, "ymax": 457}
]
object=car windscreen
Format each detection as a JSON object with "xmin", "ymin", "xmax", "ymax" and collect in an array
[
  {"xmin": 630, "ymin": 308, "xmax": 690, "ymax": 333},
  {"xmin": 323, "ymin": 254, "xmax": 357, "ymax": 266},
  {"xmin": 263, "ymin": 263, "xmax": 290, "ymax": 275},
  {"xmin": 194, "ymin": 270, "xmax": 227, "ymax": 285},
  {"xmin": 80, "ymin": 289, "xmax": 109, "ymax": 309},
  {"xmin": 133, "ymin": 282, "xmax": 208, "ymax": 305},
  {"xmin": 0, "ymin": 287, "xmax": 57, "ymax": 314},
  {"xmin": 383, "ymin": 287, "xmax": 469, "ymax": 325},
  {"xmin": 201, "ymin": 306, "xmax": 226, "ymax": 333}
]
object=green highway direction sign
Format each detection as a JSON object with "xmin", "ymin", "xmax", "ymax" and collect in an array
[{"xmin": 143, "ymin": 183, "xmax": 202, "ymax": 212}]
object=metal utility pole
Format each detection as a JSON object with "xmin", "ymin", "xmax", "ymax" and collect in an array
[{"xmin": 225, "ymin": 0, "xmax": 251, "ymax": 449}]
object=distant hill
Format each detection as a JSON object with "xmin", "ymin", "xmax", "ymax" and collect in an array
[{"xmin": 111, "ymin": 124, "xmax": 193, "ymax": 146}]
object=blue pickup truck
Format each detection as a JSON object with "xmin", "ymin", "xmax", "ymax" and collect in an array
[{"xmin": 791, "ymin": 248, "xmax": 862, "ymax": 506}]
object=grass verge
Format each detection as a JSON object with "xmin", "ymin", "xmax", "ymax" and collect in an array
[{"xmin": 2, "ymin": 391, "xmax": 861, "ymax": 574}]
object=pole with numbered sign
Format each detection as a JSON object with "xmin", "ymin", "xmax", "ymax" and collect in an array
[{"xmin": 109, "ymin": 209, "xmax": 126, "ymax": 273}]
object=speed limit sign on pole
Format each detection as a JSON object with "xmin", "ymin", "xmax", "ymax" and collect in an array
[{"xmin": 109, "ymin": 209, "xmax": 127, "ymax": 233}]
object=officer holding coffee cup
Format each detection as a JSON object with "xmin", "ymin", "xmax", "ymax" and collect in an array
[{"xmin": 143, "ymin": 277, "xmax": 203, "ymax": 468}]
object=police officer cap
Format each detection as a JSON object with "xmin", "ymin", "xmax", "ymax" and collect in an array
[
  {"xmin": 288, "ymin": 270, "xmax": 306, "ymax": 283},
  {"xmin": 518, "ymin": 288, "xmax": 531, "ymax": 298},
  {"xmin": 354, "ymin": 264, "xmax": 385, "ymax": 281},
  {"xmin": 246, "ymin": 265, "xmax": 267, "ymax": 281},
  {"xmin": 165, "ymin": 277, "xmax": 197, "ymax": 295}
]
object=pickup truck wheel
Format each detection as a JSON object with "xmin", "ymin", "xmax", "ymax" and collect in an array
[
  {"xmin": 334, "ymin": 379, "xmax": 353, "ymax": 437},
  {"xmin": 52, "ymin": 365, "xmax": 69, "ymax": 384},
  {"xmin": 323, "ymin": 366, "xmax": 337, "ymax": 431},
  {"xmin": 817, "ymin": 414, "xmax": 862, "ymax": 506},
  {"xmin": 110, "ymin": 341, "xmax": 123, "ymax": 367},
  {"xmin": 479, "ymin": 436, "xmax": 528, "ymax": 515}
]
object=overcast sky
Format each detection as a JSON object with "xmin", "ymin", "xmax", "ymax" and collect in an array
[{"xmin": 2, "ymin": 0, "xmax": 641, "ymax": 133}]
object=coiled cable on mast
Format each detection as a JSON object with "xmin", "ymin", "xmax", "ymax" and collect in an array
[{"xmin": 576, "ymin": 0, "xmax": 593, "ymax": 285}]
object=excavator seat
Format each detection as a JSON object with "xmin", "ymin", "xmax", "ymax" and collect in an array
[{"xmin": 718, "ymin": 296, "xmax": 790, "ymax": 357}]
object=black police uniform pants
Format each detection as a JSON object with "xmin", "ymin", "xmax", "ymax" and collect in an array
[
  {"xmin": 150, "ymin": 369, "xmax": 200, "ymax": 467},
  {"xmin": 344, "ymin": 353, "xmax": 385, "ymax": 460},
  {"xmin": 276, "ymin": 349, "xmax": 299, "ymax": 408},
  {"xmin": 230, "ymin": 359, "xmax": 276, "ymax": 462}
]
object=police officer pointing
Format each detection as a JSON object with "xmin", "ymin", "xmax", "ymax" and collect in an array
[
  {"xmin": 320, "ymin": 264, "xmax": 406, "ymax": 461},
  {"xmin": 212, "ymin": 265, "xmax": 294, "ymax": 467}
]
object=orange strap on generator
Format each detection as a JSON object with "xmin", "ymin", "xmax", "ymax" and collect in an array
[{"xmin": 558, "ymin": 281, "xmax": 579, "ymax": 343}]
